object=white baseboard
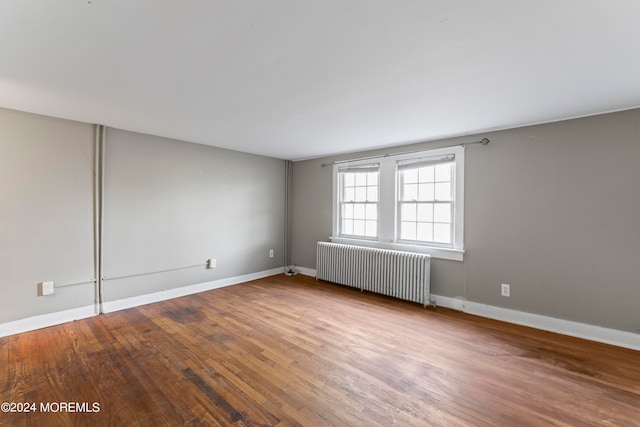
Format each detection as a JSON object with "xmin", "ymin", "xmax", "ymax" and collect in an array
[
  {"xmin": 0, "ymin": 268, "xmax": 284, "ymax": 337},
  {"xmin": 304, "ymin": 266, "xmax": 639, "ymax": 351},
  {"xmin": 432, "ymin": 295, "xmax": 640, "ymax": 352},
  {"xmin": 296, "ymin": 266, "xmax": 317, "ymax": 277},
  {"xmin": 103, "ymin": 267, "xmax": 284, "ymax": 313},
  {"xmin": 0, "ymin": 305, "xmax": 97, "ymax": 338},
  {"xmin": 5, "ymin": 267, "xmax": 637, "ymax": 352}
]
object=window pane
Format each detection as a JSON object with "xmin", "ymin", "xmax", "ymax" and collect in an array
[
  {"xmin": 403, "ymin": 183, "xmax": 417, "ymax": 201},
  {"xmin": 418, "ymin": 183, "xmax": 434, "ymax": 201},
  {"xmin": 401, "ymin": 221, "xmax": 416, "ymax": 240},
  {"xmin": 366, "ymin": 203, "xmax": 377, "ymax": 220},
  {"xmin": 354, "ymin": 203, "xmax": 365, "ymax": 219},
  {"xmin": 344, "ymin": 203, "xmax": 354, "ymax": 219},
  {"xmin": 434, "ymin": 203, "xmax": 451, "ymax": 223},
  {"xmin": 343, "ymin": 219, "xmax": 353, "ymax": 235},
  {"xmin": 365, "ymin": 220, "xmax": 377, "ymax": 237},
  {"xmin": 434, "ymin": 223, "xmax": 451, "ymax": 243},
  {"xmin": 345, "ymin": 187, "xmax": 355, "ymax": 201},
  {"xmin": 401, "ymin": 203, "xmax": 416, "ymax": 221},
  {"xmin": 367, "ymin": 186, "xmax": 378, "ymax": 202},
  {"xmin": 344, "ymin": 173, "xmax": 355, "ymax": 187},
  {"xmin": 417, "ymin": 223, "xmax": 433, "ymax": 242},
  {"xmin": 435, "ymin": 182, "xmax": 451, "ymax": 201},
  {"xmin": 435, "ymin": 163, "xmax": 452, "ymax": 182},
  {"xmin": 417, "ymin": 203, "xmax": 433, "ymax": 222},
  {"xmin": 403, "ymin": 169, "xmax": 418, "ymax": 183},
  {"xmin": 420, "ymin": 166, "xmax": 435, "ymax": 183},
  {"xmin": 340, "ymin": 169, "xmax": 377, "ymax": 237}
]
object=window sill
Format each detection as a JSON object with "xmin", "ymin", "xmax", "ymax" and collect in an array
[{"xmin": 329, "ymin": 236, "xmax": 464, "ymax": 261}]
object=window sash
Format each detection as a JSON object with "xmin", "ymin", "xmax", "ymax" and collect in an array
[
  {"xmin": 338, "ymin": 164, "xmax": 379, "ymax": 238},
  {"xmin": 396, "ymin": 156, "xmax": 455, "ymax": 246},
  {"xmin": 397, "ymin": 201, "xmax": 453, "ymax": 245}
]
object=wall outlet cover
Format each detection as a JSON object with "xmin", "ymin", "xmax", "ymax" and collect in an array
[
  {"xmin": 501, "ymin": 283, "xmax": 510, "ymax": 297},
  {"xmin": 39, "ymin": 281, "xmax": 54, "ymax": 296}
]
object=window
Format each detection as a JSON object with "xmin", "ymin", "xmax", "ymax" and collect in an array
[
  {"xmin": 337, "ymin": 164, "xmax": 379, "ymax": 238},
  {"xmin": 332, "ymin": 146, "xmax": 464, "ymax": 261},
  {"xmin": 398, "ymin": 156, "xmax": 454, "ymax": 245}
]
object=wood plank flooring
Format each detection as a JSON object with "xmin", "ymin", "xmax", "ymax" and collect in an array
[{"xmin": 1, "ymin": 274, "xmax": 639, "ymax": 426}]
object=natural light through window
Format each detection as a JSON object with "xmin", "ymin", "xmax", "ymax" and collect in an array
[
  {"xmin": 338, "ymin": 164, "xmax": 379, "ymax": 238},
  {"xmin": 398, "ymin": 159, "xmax": 454, "ymax": 244},
  {"xmin": 332, "ymin": 145, "xmax": 465, "ymax": 261}
]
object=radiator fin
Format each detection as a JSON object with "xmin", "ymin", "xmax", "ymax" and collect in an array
[{"xmin": 316, "ymin": 242, "xmax": 431, "ymax": 306}]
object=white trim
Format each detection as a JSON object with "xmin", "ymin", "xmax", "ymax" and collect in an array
[
  {"xmin": 0, "ymin": 305, "xmax": 97, "ymax": 338},
  {"xmin": 103, "ymin": 267, "xmax": 284, "ymax": 313},
  {"xmin": 305, "ymin": 274, "xmax": 639, "ymax": 350},
  {"xmin": 329, "ymin": 236, "xmax": 464, "ymax": 261},
  {"xmin": 296, "ymin": 266, "xmax": 317, "ymax": 277},
  {"xmin": 6, "ymin": 269, "xmax": 636, "ymax": 352},
  {"xmin": 432, "ymin": 294, "xmax": 640, "ymax": 352},
  {"xmin": 0, "ymin": 268, "xmax": 284, "ymax": 337}
]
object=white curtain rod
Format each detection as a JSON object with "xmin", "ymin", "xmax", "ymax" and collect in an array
[{"xmin": 320, "ymin": 137, "xmax": 490, "ymax": 168}]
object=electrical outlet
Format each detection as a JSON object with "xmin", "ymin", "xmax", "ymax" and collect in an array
[
  {"xmin": 501, "ymin": 283, "xmax": 510, "ymax": 297},
  {"xmin": 269, "ymin": 249, "xmax": 274, "ymax": 258},
  {"xmin": 206, "ymin": 259, "xmax": 216, "ymax": 269},
  {"xmin": 38, "ymin": 281, "xmax": 54, "ymax": 296}
]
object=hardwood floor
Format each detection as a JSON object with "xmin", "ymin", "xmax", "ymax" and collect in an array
[{"xmin": 1, "ymin": 274, "xmax": 639, "ymax": 426}]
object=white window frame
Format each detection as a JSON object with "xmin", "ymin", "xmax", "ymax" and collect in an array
[
  {"xmin": 332, "ymin": 145, "xmax": 465, "ymax": 261},
  {"xmin": 336, "ymin": 163, "xmax": 380, "ymax": 240}
]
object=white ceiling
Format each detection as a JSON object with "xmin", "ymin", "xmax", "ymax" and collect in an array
[{"xmin": 1, "ymin": 1, "xmax": 640, "ymax": 160}]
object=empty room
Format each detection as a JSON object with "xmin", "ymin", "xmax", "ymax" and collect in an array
[{"xmin": 1, "ymin": 1, "xmax": 639, "ymax": 426}]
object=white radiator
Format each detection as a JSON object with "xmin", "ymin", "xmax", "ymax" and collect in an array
[{"xmin": 316, "ymin": 242, "xmax": 431, "ymax": 306}]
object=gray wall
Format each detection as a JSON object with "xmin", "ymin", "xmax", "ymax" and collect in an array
[
  {"xmin": 102, "ymin": 129, "xmax": 285, "ymax": 301},
  {"xmin": 1, "ymin": 108, "xmax": 286, "ymax": 323},
  {"xmin": 291, "ymin": 109, "xmax": 640, "ymax": 334},
  {"xmin": 0, "ymin": 108, "xmax": 95, "ymax": 323},
  {"xmin": 3, "ymin": 103, "xmax": 638, "ymax": 335}
]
